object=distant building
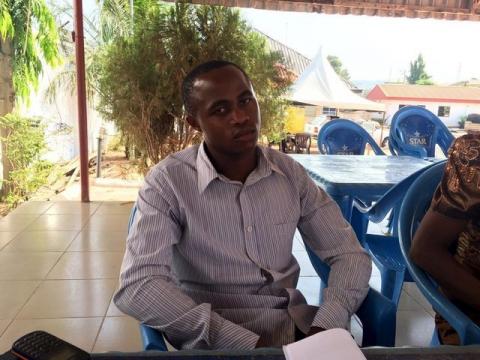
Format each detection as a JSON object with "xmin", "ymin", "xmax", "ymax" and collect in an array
[
  {"xmin": 450, "ymin": 78, "xmax": 480, "ymax": 87},
  {"xmin": 367, "ymin": 84, "xmax": 480, "ymax": 127}
]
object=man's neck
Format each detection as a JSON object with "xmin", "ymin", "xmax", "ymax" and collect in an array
[{"xmin": 204, "ymin": 145, "xmax": 258, "ymax": 183}]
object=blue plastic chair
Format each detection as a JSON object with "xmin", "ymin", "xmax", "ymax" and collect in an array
[
  {"xmin": 350, "ymin": 160, "xmax": 444, "ymax": 306},
  {"xmin": 389, "ymin": 106, "xmax": 454, "ymax": 158},
  {"xmin": 127, "ymin": 205, "xmax": 169, "ymax": 351},
  {"xmin": 318, "ymin": 119, "xmax": 385, "ymax": 155},
  {"xmin": 398, "ymin": 161, "xmax": 480, "ymax": 345},
  {"xmin": 305, "ymin": 245, "xmax": 396, "ymax": 347}
]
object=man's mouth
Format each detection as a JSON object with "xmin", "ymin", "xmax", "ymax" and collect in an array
[{"xmin": 234, "ymin": 129, "xmax": 257, "ymax": 140}]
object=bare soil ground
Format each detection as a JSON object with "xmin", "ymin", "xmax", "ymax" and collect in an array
[{"xmin": 98, "ymin": 151, "xmax": 144, "ymax": 180}]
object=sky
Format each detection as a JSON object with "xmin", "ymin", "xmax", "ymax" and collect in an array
[
  {"xmin": 79, "ymin": 1, "xmax": 480, "ymax": 85},
  {"xmin": 241, "ymin": 8, "xmax": 480, "ymax": 85}
]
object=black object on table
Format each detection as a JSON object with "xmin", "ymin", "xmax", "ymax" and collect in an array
[{"xmin": 91, "ymin": 346, "xmax": 480, "ymax": 360}]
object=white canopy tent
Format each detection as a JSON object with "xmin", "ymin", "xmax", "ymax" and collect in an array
[{"xmin": 289, "ymin": 48, "xmax": 386, "ymax": 112}]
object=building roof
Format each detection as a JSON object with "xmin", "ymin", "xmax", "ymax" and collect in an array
[
  {"xmin": 260, "ymin": 31, "xmax": 311, "ymax": 77},
  {"xmin": 175, "ymin": 0, "xmax": 480, "ymax": 21},
  {"xmin": 259, "ymin": 31, "xmax": 359, "ymax": 91},
  {"xmin": 367, "ymin": 84, "xmax": 480, "ymax": 104}
]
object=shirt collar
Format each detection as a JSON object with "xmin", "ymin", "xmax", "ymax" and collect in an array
[
  {"xmin": 196, "ymin": 143, "xmax": 220, "ymax": 194},
  {"xmin": 196, "ymin": 142, "xmax": 285, "ymax": 194}
]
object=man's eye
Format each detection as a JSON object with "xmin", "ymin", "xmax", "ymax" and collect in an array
[
  {"xmin": 213, "ymin": 107, "xmax": 226, "ymax": 115},
  {"xmin": 241, "ymin": 98, "xmax": 252, "ymax": 105}
]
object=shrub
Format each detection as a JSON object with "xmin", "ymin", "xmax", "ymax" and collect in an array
[{"xmin": 0, "ymin": 113, "xmax": 53, "ymax": 207}]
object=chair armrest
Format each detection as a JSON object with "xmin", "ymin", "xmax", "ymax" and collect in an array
[
  {"xmin": 353, "ymin": 161, "xmax": 438, "ymax": 224},
  {"xmin": 140, "ymin": 324, "xmax": 168, "ymax": 351},
  {"xmin": 352, "ymin": 192, "xmax": 399, "ymax": 224},
  {"xmin": 356, "ymin": 288, "xmax": 396, "ymax": 347},
  {"xmin": 404, "ymin": 266, "xmax": 480, "ymax": 344}
]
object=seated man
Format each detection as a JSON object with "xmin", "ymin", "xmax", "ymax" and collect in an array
[
  {"xmin": 411, "ymin": 131, "xmax": 480, "ymax": 345},
  {"xmin": 114, "ymin": 60, "xmax": 371, "ymax": 350}
]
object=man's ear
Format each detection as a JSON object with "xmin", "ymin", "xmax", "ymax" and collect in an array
[{"xmin": 186, "ymin": 114, "xmax": 201, "ymax": 132}]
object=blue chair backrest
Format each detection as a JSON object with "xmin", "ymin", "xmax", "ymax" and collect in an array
[
  {"xmin": 398, "ymin": 161, "xmax": 480, "ymax": 345},
  {"xmin": 389, "ymin": 106, "xmax": 454, "ymax": 158},
  {"xmin": 318, "ymin": 119, "xmax": 385, "ymax": 155}
]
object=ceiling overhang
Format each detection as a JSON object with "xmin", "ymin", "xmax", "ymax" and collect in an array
[{"xmin": 168, "ymin": 0, "xmax": 480, "ymax": 21}]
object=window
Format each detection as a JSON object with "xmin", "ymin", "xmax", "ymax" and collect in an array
[
  {"xmin": 438, "ymin": 106, "xmax": 451, "ymax": 117},
  {"xmin": 322, "ymin": 107, "xmax": 337, "ymax": 116},
  {"xmin": 400, "ymin": 104, "xmax": 425, "ymax": 109}
]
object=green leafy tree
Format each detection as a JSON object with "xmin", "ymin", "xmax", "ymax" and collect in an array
[
  {"xmin": 0, "ymin": 0, "xmax": 61, "ymax": 198},
  {"xmin": 0, "ymin": 0, "xmax": 62, "ymax": 103},
  {"xmin": 327, "ymin": 55, "xmax": 350, "ymax": 81},
  {"xmin": 96, "ymin": 2, "xmax": 291, "ymax": 168},
  {"xmin": 406, "ymin": 54, "xmax": 433, "ymax": 85},
  {"xmin": 45, "ymin": 0, "xmax": 132, "ymax": 101}
]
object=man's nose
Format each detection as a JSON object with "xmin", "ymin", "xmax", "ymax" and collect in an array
[{"xmin": 231, "ymin": 107, "xmax": 249, "ymax": 125}]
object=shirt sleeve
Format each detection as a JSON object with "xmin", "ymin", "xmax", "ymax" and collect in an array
[
  {"xmin": 431, "ymin": 134, "xmax": 480, "ymax": 220},
  {"xmin": 113, "ymin": 168, "xmax": 259, "ymax": 350},
  {"xmin": 295, "ymin": 165, "xmax": 371, "ymax": 330}
]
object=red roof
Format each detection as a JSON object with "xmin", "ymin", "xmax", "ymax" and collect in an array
[{"xmin": 367, "ymin": 84, "xmax": 480, "ymax": 104}]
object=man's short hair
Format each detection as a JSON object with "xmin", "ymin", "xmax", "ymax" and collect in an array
[{"xmin": 181, "ymin": 60, "xmax": 251, "ymax": 116}]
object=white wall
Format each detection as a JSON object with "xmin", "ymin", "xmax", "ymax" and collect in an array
[
  {"xmin": 382, "ymin": 100, "xmax": 480, "ymax": 127},
  {"xmin": 20, "ymin": 66, "xmax": 103, "ymax": 162}
]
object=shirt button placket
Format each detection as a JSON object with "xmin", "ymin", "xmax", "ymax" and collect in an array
[{"xmin": 239, "ymin": 188, "xmax": 259, "ymax": 264}]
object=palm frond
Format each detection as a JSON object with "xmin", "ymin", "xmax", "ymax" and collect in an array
[{"xmin": 0, "ymin": 1, "xmax": 14, "ymax": 40}]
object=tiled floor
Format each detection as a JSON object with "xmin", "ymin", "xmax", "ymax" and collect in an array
[
  {"xmin": 0, "ymin": 201, "xmax": 141, "ymax": 353},
  {"xmin": 0, "ymin": 201, "xmax": 435, "ymax": 353}
]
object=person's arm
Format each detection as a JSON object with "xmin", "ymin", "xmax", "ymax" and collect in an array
[
  {"xmin": 114, "ymin": 170, "xmax": 259, "ymax": 350},
  {"xmin": 410, "ymin": 208, "xmax": 480, "ymax": 311},
  {"xmin": 296, "ymin": 166, "xmax": 371, "ymax": 331}
]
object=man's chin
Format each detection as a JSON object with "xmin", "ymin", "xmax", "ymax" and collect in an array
[{"xmin": 229, "ymin": 141, "xmax": 258, "ymax": 156}]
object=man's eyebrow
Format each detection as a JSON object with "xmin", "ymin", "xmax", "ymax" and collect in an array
[
  {"xmin": 207, "ymin": 90, "xmax": 253, "ymax": 110},
  {"xmin": 208, "ymin": 99, "xmax": 229, "ymax": 110},
  {"xmin": 238, "ymin": 90, "xmax": 253, "ymax": 98}
]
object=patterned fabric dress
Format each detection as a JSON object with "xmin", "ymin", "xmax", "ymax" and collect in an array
[{"xmin": 430, "ymin": 133, "xmax": 480, "ymax": 345}]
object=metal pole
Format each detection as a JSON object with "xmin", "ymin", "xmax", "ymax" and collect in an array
[
  {"xmin": 73, "ymin": 0, "xmax": 90, "ymax": 202},
  {"xmin": 96, "ymin": 136, "xmax": 102, "ymax": 178}
]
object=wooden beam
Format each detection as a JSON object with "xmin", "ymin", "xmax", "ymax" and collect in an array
[
  {"xmin": 176, "ymin": 0, "xmax": 480, "ymax": 20},
  {"xmin": 73, "ymin": 0, "xmax": 90, "ymax": 203}
]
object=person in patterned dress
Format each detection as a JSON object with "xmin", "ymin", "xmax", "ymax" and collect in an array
[{"xmin": 411, "ymin": 129, "xmax": 480, "ymax": 345}]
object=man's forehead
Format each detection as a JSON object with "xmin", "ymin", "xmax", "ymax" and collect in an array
[{"xmin": 193, "ymin": 66, "xmax": 251, "ymax": 93}]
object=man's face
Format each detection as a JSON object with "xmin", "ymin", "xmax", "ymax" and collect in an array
[{"xmin": 187, "ymin": 66, "xmax": 261, "ymax": 157}]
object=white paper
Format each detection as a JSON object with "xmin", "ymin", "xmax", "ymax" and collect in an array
[{"xmin": 282, "ymin": 328, "xmax": 366, "ymax": 360}]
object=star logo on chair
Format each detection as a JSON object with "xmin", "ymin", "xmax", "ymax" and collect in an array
[
  {"xmin": 414, "ymin": 131, "xmax": 420, "ymax": 137},
  {"xmin": 342, "ymin": 145, "xmax": 348, "ymax": 151}
]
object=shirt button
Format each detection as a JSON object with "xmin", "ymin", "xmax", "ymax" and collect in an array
[{"xmin": 246, "ymin": 226, "xmax": 253, "ymax": 232}]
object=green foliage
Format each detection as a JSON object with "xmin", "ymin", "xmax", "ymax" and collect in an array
[
  {"xmin": 0, "ymin": 0, "xmax": 62, "ymax": 104},
  {"xmin": 0, "ymin": 113, "xmax": 53, "ymax": 207},
  {"xmin": 106, "ymin": 133, "xmax": 124, "ymax": 152},
  {"xmin": 327, "ymin": 55, "xmax": 350, "ymax": 81},
  {"xmin": 96, "ymin": 2, "xmax": 291, "ymax": 166},
  {"xmin": 406, "ymin": 54, "xmax": 433, "ymax": 85},
  {"xmin": 45, "ymin": 0, "xmax": 125, "ymax": 102},
  {"xmin": 458, "ymin": 115, "xmax": 467, "ymax": 129}
]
